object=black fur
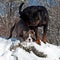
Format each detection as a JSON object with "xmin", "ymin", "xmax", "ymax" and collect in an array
[
  {"xmin": 19, "ymin": 2, "xmax": 49, "ymax": 42},
  {"xmin": 7, "ymin": 19, "xmax": 29, "ymax": 42},
  {"xmin": 8, "ymin": 2, "xmax": 49, "ymax": 43}
]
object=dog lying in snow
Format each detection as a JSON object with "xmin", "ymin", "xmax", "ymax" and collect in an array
[{"xmin": 8, "ymin": 2, "xmax": 49, "ymax": 44}]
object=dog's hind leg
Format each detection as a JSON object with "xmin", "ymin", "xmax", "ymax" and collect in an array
[{"xmin": 7, "ymin": 23, "xmax": 16, "ymax": 39}]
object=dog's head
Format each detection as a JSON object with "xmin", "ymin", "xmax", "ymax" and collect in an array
[
  {"xmin": 26, "ymin": 11, "xmax": 41, "ymax": 27},
  {"xmin": 23, "ymin": 30, "xmax": 35, "ymax": 40}
]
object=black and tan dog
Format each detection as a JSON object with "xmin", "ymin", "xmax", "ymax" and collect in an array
[
  {"xmin": 19, "ymin": 2, "xmax": 49, "ymax": 44},
  {"xmin": 8, "ymin": 2, "xmax": 49, "ymax": 44}
]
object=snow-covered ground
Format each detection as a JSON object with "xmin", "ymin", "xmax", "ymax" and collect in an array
[{"xmin": 0, "ymin": 37, "xmax": 60, "ymax": 60}]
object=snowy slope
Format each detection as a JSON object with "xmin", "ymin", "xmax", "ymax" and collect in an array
[{"xmin": 0, "ymin": 37, "xmax": 60, "ymax": 60}]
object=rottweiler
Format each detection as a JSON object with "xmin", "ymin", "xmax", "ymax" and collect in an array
[
  {"xmin": 9, "ymin": 3, "xmax": 49, "ymax": 44},
  {"xmin": 8, "ymin": 2, "xmax": 49, "ymax": 44}
]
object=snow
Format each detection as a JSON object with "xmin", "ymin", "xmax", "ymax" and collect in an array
[{"xmin": 0, "ymin": 37, "xmax": 60, "ymax": 60}]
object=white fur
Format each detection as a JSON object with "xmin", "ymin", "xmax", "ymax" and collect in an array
[{"xmin": 26, "ymin": 34, "xmax": 32, "ymax": 42}]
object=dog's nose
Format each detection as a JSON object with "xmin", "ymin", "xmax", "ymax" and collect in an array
[{"xmin": 29, "ymin": 39, "xmax": 31, "ymax": 42}]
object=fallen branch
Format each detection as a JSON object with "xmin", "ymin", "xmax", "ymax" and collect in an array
[
  {"xmin": 10, "ymin": 43, "xmax": 47, "ymax": 58},
  {"xmin": 30, "ymin": 46, "xmax": 47, "ymax": 57}
]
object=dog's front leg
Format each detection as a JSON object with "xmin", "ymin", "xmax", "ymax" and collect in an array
[
  {"xmin": 35, "ymin": 28, "xmax": 41, "ymax": 45},
  {"xmin": 42, "ymin": 25, "xmax": 47, "ymax": 43}
]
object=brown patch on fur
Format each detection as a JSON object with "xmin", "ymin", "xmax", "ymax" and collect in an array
[
  {"xmin": 35, "ymin": 20, "xmax": 40, "ymax": 26},
  {"xmin": 42, "ymin": 34, "xmax": 46, "ymax": 43},
  {"xmin": 43, "ymin": 21, "xmax": 47, "ymax": 24},
  {"xmin": 36, "ymin": 35, "xmax": 41, "ymax": 45},
  {"xmin": 28, "ymin": 30, "xmax": 35, "ymax": 38}
]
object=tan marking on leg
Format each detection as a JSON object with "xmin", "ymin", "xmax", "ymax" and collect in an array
[
  {"xmin": 36, "ymin": 34, "xmax": 41, "ymax": 45},
  {"xmin": 42, "ymin": 34, "xmax": 46, "ymax": 43}
]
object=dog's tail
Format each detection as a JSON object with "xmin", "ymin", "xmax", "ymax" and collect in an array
[
  {"xmin": 19, "ymin": 2, "xmax": 24, "ymax": 15},
  {"xmin": 7, "ymin": 23, "xmax": 16, "ymax": 39}
]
